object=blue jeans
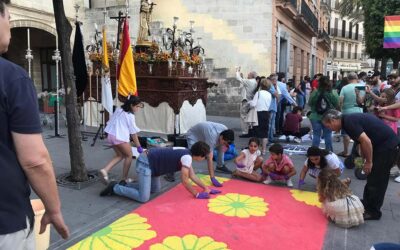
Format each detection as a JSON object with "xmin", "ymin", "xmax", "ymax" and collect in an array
[
  {"xmin": 297, "ymin": 93, "xmax": 305, "ymax": 109},
  {"xmin": 113, "ymin": 154, "xmax": 161, "ymax": 203},
  {"xmin": 268, "ymin": 111, "xmax": 276, "ymax": 141},
  {"xmin": 311, "ymin": 120, "xmax": 333, "ymax": 152}
]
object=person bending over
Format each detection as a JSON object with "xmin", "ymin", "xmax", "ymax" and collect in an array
[{"xmin": 100, "ymin": 141, "xmax": 221, "ymax": 202}]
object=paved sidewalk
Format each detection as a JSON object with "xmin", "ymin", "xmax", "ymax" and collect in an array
[{"xmin": 37, "ymin": 115, "xmax": 400, "ymax": 249}]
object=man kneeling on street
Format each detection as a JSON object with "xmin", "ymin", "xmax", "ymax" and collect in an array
[{"xmin": 100, "ymin": 141, "xmax": 221, "ymax": 202}]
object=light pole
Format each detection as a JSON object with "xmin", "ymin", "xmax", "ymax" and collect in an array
[
  {"xmin": 25, "ymin": 28, "xmax": 33, "ymax": 78},
  {"xmin": 52, "ymin": 34, "xmax": 62, "ymax": 137}
]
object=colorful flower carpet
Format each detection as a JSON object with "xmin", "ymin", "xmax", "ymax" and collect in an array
[{"xmin": 68, "ymin": 175, "xmax": 327, "ymax": 250}]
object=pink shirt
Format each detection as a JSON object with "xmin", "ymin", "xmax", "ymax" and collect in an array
[
  {"xmin": 381, "ymin": 108, "xmax": 400, "ymax": 134},
  {"xmin": 264, "ymin": 154, "xmax": 294, "ymax": 172}
]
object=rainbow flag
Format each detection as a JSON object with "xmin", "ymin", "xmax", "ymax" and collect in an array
[{"xmin": 384, "ymin": 16, "xmax": 400, "ymax": 48}]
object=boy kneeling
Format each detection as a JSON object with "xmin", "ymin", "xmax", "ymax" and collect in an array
[{"xmin": 100, "ymin": 141, "xmax": 221, "ymax": 202}]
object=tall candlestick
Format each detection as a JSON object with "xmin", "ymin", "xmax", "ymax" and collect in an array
[
  {"xmin": 27, "ymin": 28, "xmax": 30, "ymax": 48},
  {"xmin": 56, "ymin": 33, "xmax": 58, "ymax": 50}
]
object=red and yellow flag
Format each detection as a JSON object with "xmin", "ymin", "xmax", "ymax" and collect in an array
[{"xmin": 117, "ymin": 19, "xmax": 137, "ymax": 96}]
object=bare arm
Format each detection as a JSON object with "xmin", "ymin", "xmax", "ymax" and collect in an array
[
  {"xmin": 378, "ymin": 112, "xmax": 400, "ymax": 122},
  {"xmin": 11, "ymin": 132, "xmax": 69, "ymax": 239},
  {"xmin": 131, "ymin": 133, "xmax": 141, "ymax": 147},
  {"xmin": 234, "ymin": 152, "xmax": 245, "ymax": 164},
  {"xmin": 339, "ymin": 96, "xmax": 344, "ymax": 111},
  {"xmin": 180, "ymin": 167, "xmax": 198, "ymax": 197},
  {"xmin": 358, "ymin": 132, "xmax": 373, "ymax": 171},
  {"xmin": 299, "ymin": 165, "xmax": 309, "ymax": 181},
  {"xmin": 181, "ymin": 167, "xmax": 209, "ymax": 196},
  {"xmin": 366, "ymin": 85, "xmax": 386, "ymax": 103},
  {"xmin": 379, "ymin": 102, "xmax": 400, "ymax": 110}
]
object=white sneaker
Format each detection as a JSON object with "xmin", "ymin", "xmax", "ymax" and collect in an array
[
  {"xmin": 293, "ymin": 138, "xmax": 301, "ymax": 143},
  {"xmin": 395, "ymin": 175, "xmax": 400, "ymax": 183},
  {"xmin": 390, "ymin": 166, "xmax": 400, "ymax": 177},
  {"xmin": 263, "ymin": 176, "xmax": 272, "ymax": 185},
  {"xmin": 286, "ymin": 178, "xmax": 294, "ymax": 187}
]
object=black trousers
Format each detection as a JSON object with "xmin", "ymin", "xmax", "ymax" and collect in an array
[
  {"xmin": 363, "ymin": 146, "xmax": 399, "ymax": 218},
  {"xmin": 283, "ymin": 127, "xmax": 311, "ymax": 139}
]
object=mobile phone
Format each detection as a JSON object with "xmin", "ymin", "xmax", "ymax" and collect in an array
[{"xmin": 355, "ymin": 86, "xmax": 366, "ymax": 91}]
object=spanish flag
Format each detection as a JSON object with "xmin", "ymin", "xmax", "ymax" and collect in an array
[{"xmin": 117, "ymin": 18, "xmax": 137, "ymax": 96}]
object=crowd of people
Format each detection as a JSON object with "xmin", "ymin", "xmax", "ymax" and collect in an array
[{"xmin": 96, "ymin": 67, "xmax": 400, "ymax": 231}]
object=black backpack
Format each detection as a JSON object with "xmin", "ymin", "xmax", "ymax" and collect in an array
[{"xmin": 315, "ymin": 91, "xmax": 332, "ymax": 115}]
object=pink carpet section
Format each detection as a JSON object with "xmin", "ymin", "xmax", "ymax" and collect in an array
[{"xmin": 135, "ymin": 179, "xmax": 327, "ymax": 250}]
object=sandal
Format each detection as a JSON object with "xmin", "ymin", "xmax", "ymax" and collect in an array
[
  {"xmin": 337, "ymin": 152, "xmax": 350, "ymax": 158},
  {"xmin": 99, "ymin": 169, "xmax": 109, "ymax": 185}
]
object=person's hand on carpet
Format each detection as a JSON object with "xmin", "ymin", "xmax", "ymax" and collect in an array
[
  {"xmin": 209, "ymin": 189, "xmax": 221, "ymax": 195},
  {"xmin": 298, "ymin": 179, "xmax": 305, "ymax": 189},
  {"xmin": 236, "ymin": 163, "xmax": 246, "ymax": 169},
  {"xmin": 210, "ymin": 177, "xmax": 222, "ymax": 187},
  {"xmin": 137, "ymin": 146, "xmax": 144, "ymax": 154},
  {"xmin": 196, "ymin": 192, "xmax": 210, "ymax": 199},
  {"xmin": 268, "ymin": 172, "xmax": 283, "ymax": 180}
]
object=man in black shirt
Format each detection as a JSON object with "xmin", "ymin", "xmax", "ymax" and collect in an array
[
  {"xmin": 0, "ymin": 0, "xmax": 69, "ymax": 247},
  {"xmin": 322, "ymin": 110, "xmax": 399, "ymax": 220}
]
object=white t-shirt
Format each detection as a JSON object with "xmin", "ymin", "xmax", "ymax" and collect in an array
[
  {"xmin": 250, "ymin": 90, "xmax": 272, "ymax": 112},
  {"xmin": 173, "ymin": 147, "xmax": 193, "ymax": 169},
  {"xmin": 104, "ymin": 108, "xmax": 140, "ymax": 142},
  {"xmin": 237, "ymin": 149, "xmax": 261, "ymax": 174},
  {"xmin": 304, "ymin": 153, "xmax": 344, "ymax": 178}
]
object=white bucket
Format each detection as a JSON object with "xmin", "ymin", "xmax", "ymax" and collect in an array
[{"xmin": 30, "ymin": 199, "xmax": 50, "ymax": 250}]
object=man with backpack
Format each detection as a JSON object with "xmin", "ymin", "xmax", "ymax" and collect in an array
[{"xmin": 308, "ymin": 75, "xmax": 339, "ymax": 152}]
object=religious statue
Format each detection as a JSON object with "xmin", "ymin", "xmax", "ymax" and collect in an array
[{"xmin": 137, "ymin": 0, "xmax": 156, "ymax": 45}]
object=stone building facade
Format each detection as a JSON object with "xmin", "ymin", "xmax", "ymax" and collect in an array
[
  {"xmin": 5, "ymin": 0, "xmax": 77, "ymax": 92},
  {"xmin": 3, "ymin": 0, "xmax": 331, "ymax": 117}
]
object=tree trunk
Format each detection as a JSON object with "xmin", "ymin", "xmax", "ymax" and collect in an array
[
  {"xmin": 374, "ymin": 59, "xmax": 380, "ymax": 71},
  {"xmin": 392, "ymin": 58, "xmax": 399, "ymax": 72},
  {"xmin": 53, "ymin": 0, "xmax": 88, "ymax": 181},
  {"xmin": 381, "ymin": 58, "xmax": 388, "ymax": 77}
]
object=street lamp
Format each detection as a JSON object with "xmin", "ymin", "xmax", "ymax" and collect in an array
[{"xmin": 25, "ymin": 28, "xmax": 33, "ymax": 78}]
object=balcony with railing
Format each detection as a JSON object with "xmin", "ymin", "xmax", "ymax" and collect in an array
[
  {"xmin": 320, "ymin": 0, "xmax": 331, "ymax": 14},
  {"xmin": 317, "ymin": 29, "xmax": 331, "ymax": 51},
  {"xmin": 301, "ymin": 0, "xmax": 318, "ymax": 33},
  {"xmin": 330, "ymin": 28, "xmax": 363, "ymax": 41},
  {"xmin": 276, "ymin": 0, "xmax": 298, "ymax": 18},
  {"xmin": 292, "ymin": 0, "xmax": 318, "ymax": 36}
]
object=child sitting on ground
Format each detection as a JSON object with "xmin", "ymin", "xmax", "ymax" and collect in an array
[
  {"xmin": 317, "ymin": 168, "xmax": 364, "ymax": 228},
  {"xmin": 262, "ymin": 143, "xmax": 297, "ymax": 187},
  {"xmin": 283, "ymin": 106, "xmax": 310, "ymax": 143},
  {"xmin": 232, "ymin": 138, "xmax": 264, "ymax": 182}
]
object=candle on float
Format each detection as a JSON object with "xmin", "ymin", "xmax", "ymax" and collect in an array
[{"xmin": 27, "ymin": 28, "xmax": 30, "ymax": 49}]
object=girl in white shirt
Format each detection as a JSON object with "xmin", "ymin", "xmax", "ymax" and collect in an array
[
  {"xmin": 100, "ymin": 96, "xmax": 143, "ymax": 184},
  {"xmin": 298, "ymin": 146, "xmax": 348, "ymax": 189},
  {"xmin": 233, "ymin": 138, "xmax": 264, "ymax": 182}
]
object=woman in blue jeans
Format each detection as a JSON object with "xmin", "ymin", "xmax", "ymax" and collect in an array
[
  {"xmin": 308, "ymin": 76, "xmax": 339, "ymax": 152},
  {"xmin": 99, "ymin": 141, "xmax": 221, "ymax": 202}
]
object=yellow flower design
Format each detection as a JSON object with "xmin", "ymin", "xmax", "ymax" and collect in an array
[
  {"xmin": 68, "ymin": 213, "xmax": 156, "ymax": 250},
  {"xmin": 191, "ymin": 174, "xmax": 230, "ymax": 186},
  {"xmin": 290, "ymin": 190, "xmax": 322, "ymax": 208},
  {"xmin": 150, "ymin": 234, "xmax": 229, "ymax": 250},
  {"xmin": 208, "ymin": 193, "xmax": 268, "ymax": 218}
]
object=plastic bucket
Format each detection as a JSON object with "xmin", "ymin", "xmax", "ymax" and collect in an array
[{"xmin": 30, "ymin": 199, "xmax": 50, "ymax": 250}]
